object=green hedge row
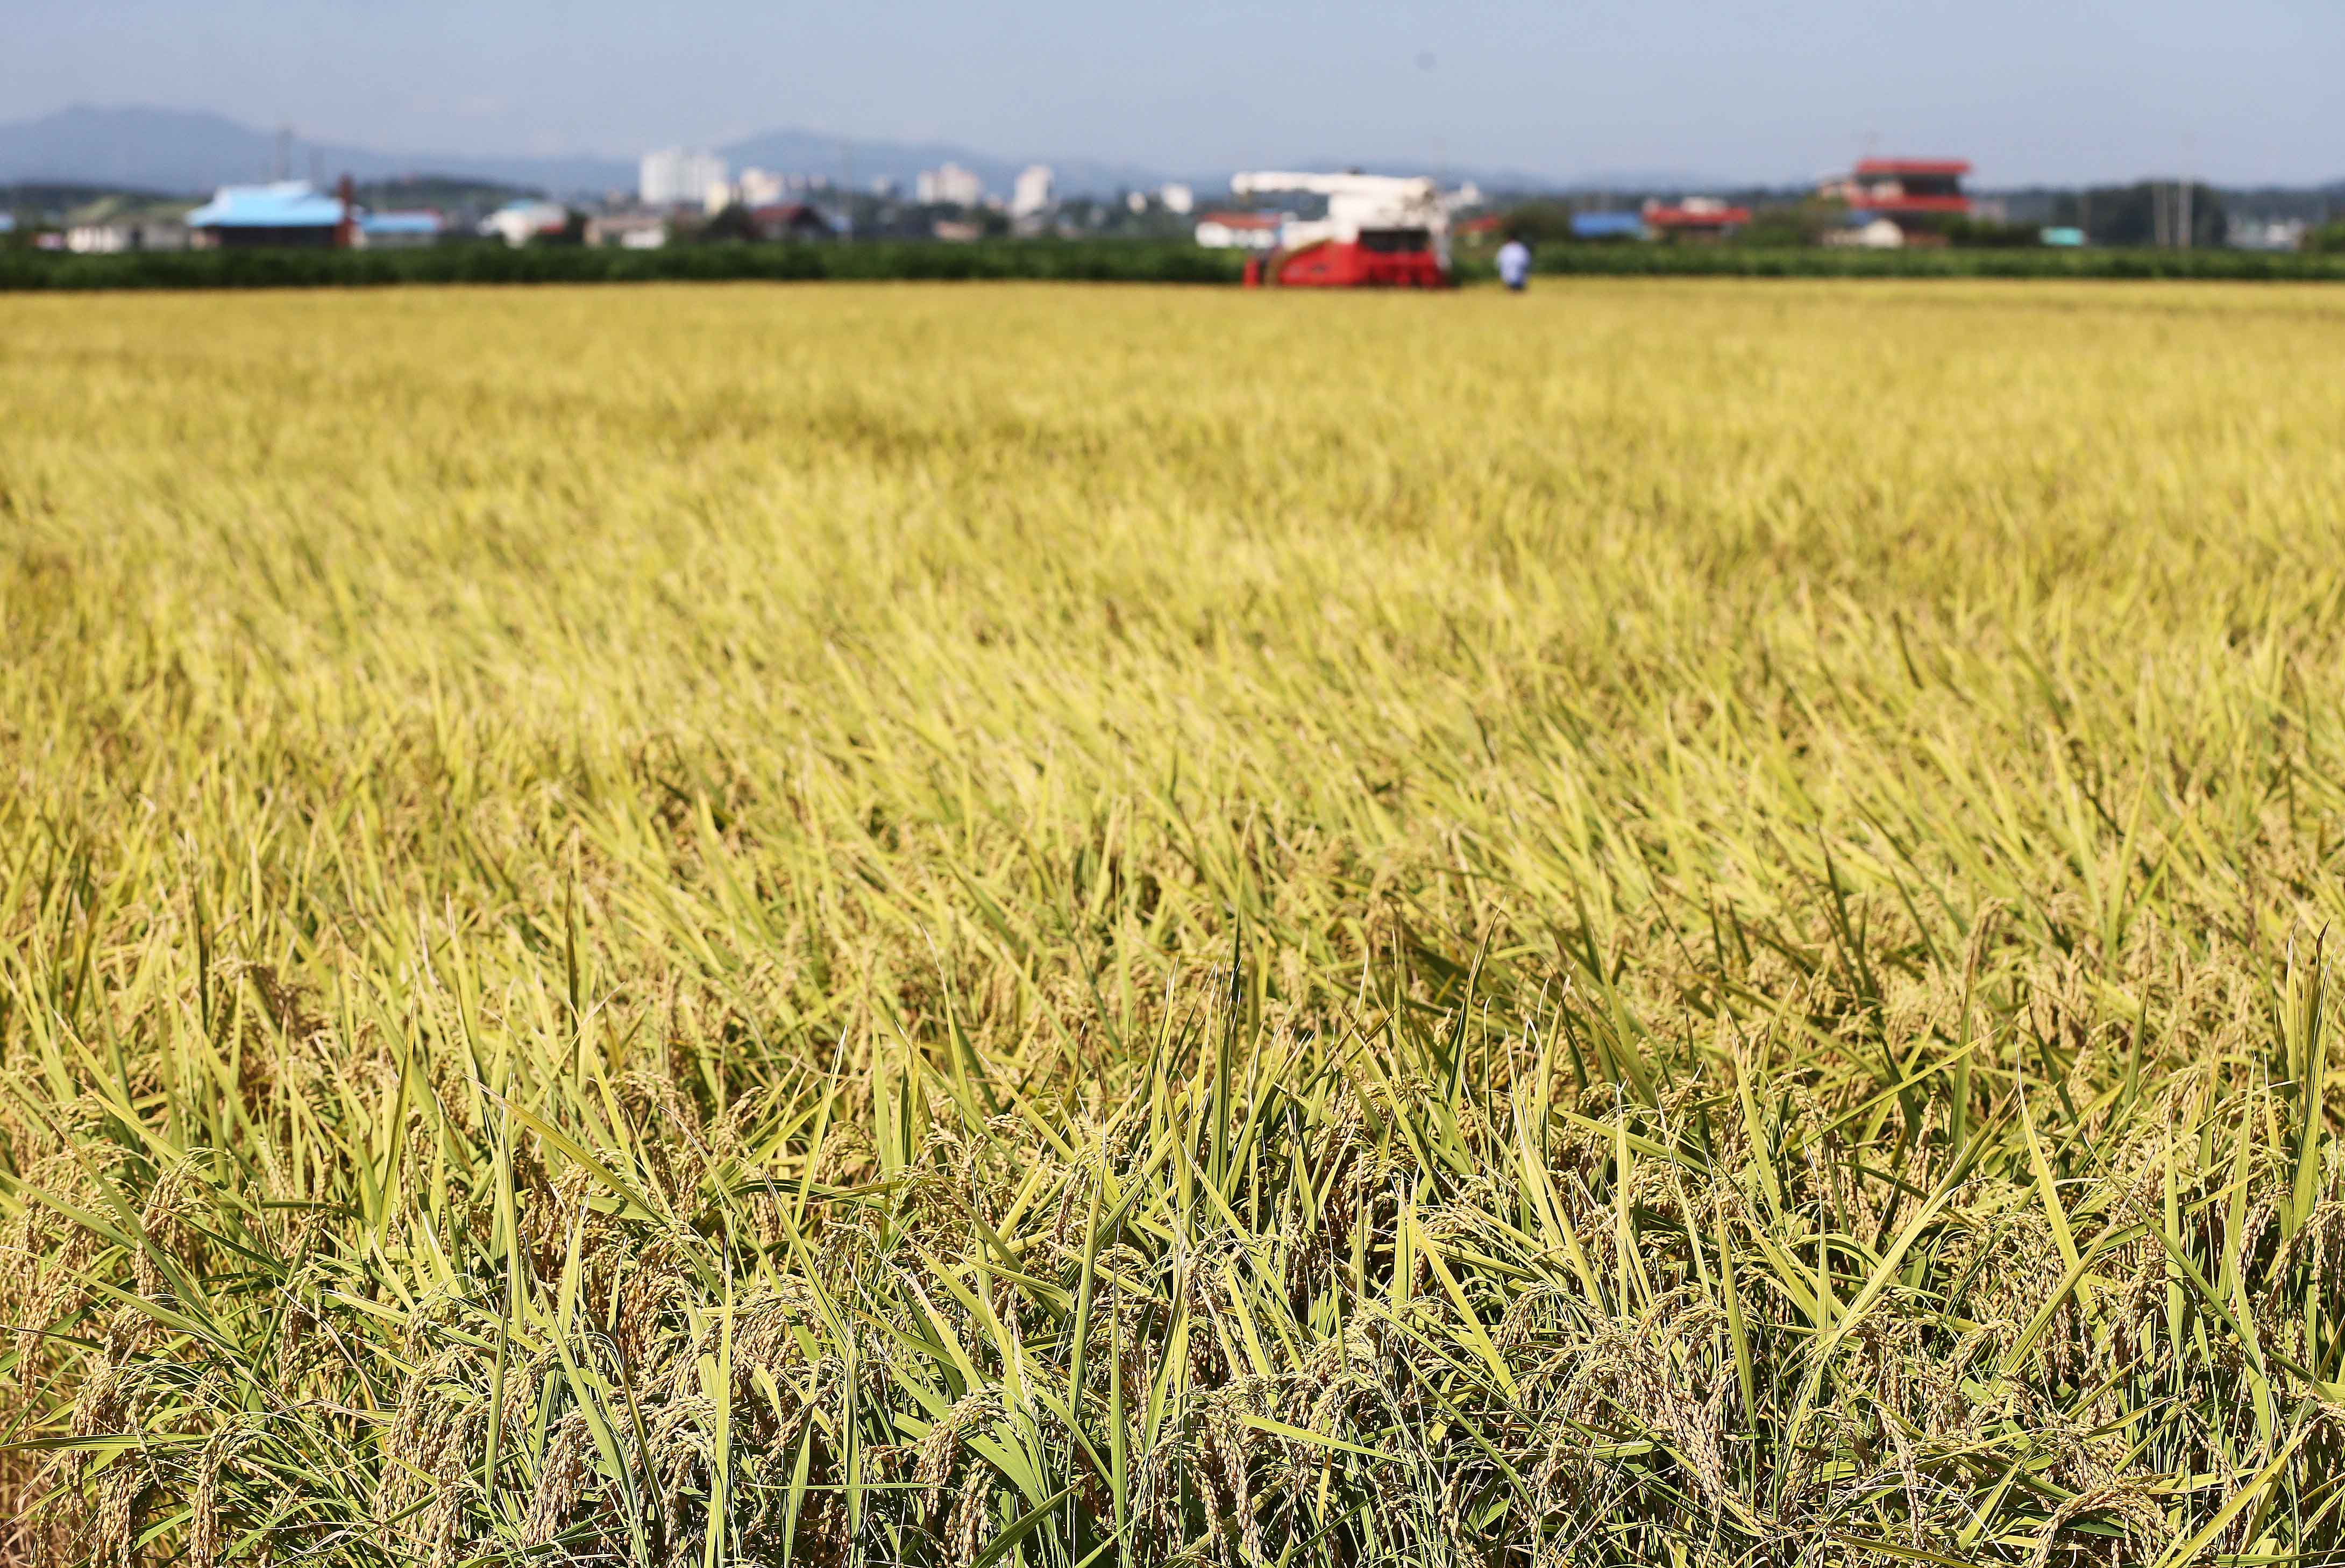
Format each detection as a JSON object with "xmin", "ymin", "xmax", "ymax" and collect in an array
[
  {"xmin": 1510, "ymin": 245, "xmax": 2345, "ymax": 281},
  {"xmin": 0, "ymin": 239, "xmax": 1250, "ymax": 291},
  {"xmin": 6, "ymin": 238, "xmax": 2342, "ymax": 293}
]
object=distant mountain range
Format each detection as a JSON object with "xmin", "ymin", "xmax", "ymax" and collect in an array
[
  {"xmin": 0, "ymin": 104, "xmax": 1609, "ymax": 202},
  {"xmin": 0, "ymin": 106, "xmax": 630, "ymax": 196},
  {"xmin": 19, "ymin": 105, "xmax": 2327, "ymax": 208},
  {"xmin": 0, "ymin": 104, "xmax": 1206, "ymax": 199}
]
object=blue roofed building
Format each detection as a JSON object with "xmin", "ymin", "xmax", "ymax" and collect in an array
[
  {"xmin": 1571, "ymin": 210, "xmax": 1649, "ymax": 241},
  {"xmin": 186, "ymin": 181, "xmax": 350, "ymax": 250},
  {"xmin": 359, "ymin": 210, "xmax": 444, "ymax": 248}
]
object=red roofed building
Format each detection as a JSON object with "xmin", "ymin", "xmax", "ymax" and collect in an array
[
  {"xmin": 1818, "ymin": 159, "xmax": 1973, "ymax": 219},
  {"xmin": 1641, "ymin": 197, "xmax": 1751, "ymax": 240}
]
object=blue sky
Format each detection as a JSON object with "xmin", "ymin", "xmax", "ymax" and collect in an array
[{"xmin": 6, "ymin": 1, "xmax": 2340, "ymax": 184}]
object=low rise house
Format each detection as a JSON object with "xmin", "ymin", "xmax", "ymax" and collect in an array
[
  {"xmin": 186, "ymin": 183, "xmax": 446, "ymax": 251},
  {"xmin": 1824, "ymin": 217, "xmax": 1907, "ymax": 250},
  {"xmin": 359, "ymin": 210, "xmax": 443, "ymax": 248},
  {"xmin": 1642, "ymin": 197, "xmax": 1750, "ymax": 240},
  {"xmin": 1818, "ymin": 159, "xmax": 1973, "ymax": 219},
  {"xmin": 479, "ymin": 199, "xmax": 569, "ymax": 247},
  {"xmin": 186, "ymin": 181, "xmax": 348, "ymax": 248},
  {"xmin": 1571, "ymin": 211, "xmax": 1648, "ymax": 241},
  {"xmin": 586, "ymin": 211, "xmax": 669, "ymax": 249},
  {"xmin": 749, "ymin": 203, "xmax": 838, "ymax": 240},
  {"xmin": 1817, "ymin": 159, "xmax": 1973, "ymax": 240},
  {"xmin": 66, "ymin": 218, "xmax": 189, "ymax": 253},
  {"xmin": 2228, "ymin": 217, "xmax": 2306, "ymax": 252},
  {"xmin": 1194, "ymin": 211, "xmax": 1283, "ymax": 250}
]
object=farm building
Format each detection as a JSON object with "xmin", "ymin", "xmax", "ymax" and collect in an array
[
  {"xmin": 1193, "ymin": 212, "xmax": 1283, "ymax": 250},
  {"xmin": 358, "ymin": 211, "xmax": 444, "ymax": 248},
  {"xmin": 1641, "ymin": 198, "xmax": 1751, "ymax": 240},
  {"xmin": 186, "ymin": 182, "xmax": 349, "ymax": 249},
  {"xmin": 749, "ymin": 203, "xmax": 838, "ymax": 241},
  {"xmin": 586, "ymin": 211, "xmax": 669, "ymax": 250},
  {"xmin": 1824, "ymin": 217, "xmax": 1908, "ymax": 250},
  {"xmin": 65, "ymin": 218, "xmax": 190, "ymax": 253},
  {"xmin": 1571, "ymin": 211, "xmax": 1648, "ymax": 241},
  {"xmin": 1817, "ymin": 159, "xmax": 1974, "ymax": 238},
  {"xmin": 479, "ymin": 199, "xmax": 570, "ymax": 247}
]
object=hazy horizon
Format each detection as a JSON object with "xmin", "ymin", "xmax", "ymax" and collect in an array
[{"xmin": 5, "ymin": 2, "xmax": 2341, "ymax": 187}]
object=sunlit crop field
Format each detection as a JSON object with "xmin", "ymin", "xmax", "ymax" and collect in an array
[{"xmin": 6, "ymin": 279, "xmax": 2345, "ymax": 1567}]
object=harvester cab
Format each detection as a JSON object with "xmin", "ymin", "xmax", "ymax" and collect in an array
[{"xmin": 1230, "ymin": 170, "xmax": 1452, "ymax": 288}]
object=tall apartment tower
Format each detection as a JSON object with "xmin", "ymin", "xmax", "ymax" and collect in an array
[
  {"xmin": 915, "ymin": 163, "xmax": 985, "ymax": 208},
  {"xmin": 639, "ymin": 149, "xmax": 730, "ymax": 208},
  {"xmin": 1011, "ymin": 165, "xmax": 1055, "ymax": 219}
]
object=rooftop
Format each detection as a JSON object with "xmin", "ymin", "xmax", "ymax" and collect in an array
[
  {"xmin": 186, "ymin": 181, "xmax": 344, "ymax": 229},
  {"xmin": 1854, "ymin": 159, "xmax": 1972, "ymax": 177},
  {"xmin": 1643, "ymin": 201, "xmax": 1752, "ymax": 228},
  {"xmin": 1572, "ymin": 211, "xmax": 1648, "ymax": 237},
  {"xmin": 360, "ymin": 211, "xmax": 442, "ymax": 237}
]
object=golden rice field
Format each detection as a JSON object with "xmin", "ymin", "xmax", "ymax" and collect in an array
[{"xmin": 6, "ymin": 279, "xmax": 2345, "ymax": 1567}]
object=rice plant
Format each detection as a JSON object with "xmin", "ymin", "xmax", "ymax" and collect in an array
[{"xmin": 4, "ymin": 280, "xmax": 2345, "ymax": 1566}]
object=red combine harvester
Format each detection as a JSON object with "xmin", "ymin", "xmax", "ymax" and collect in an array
[{"xmin": 1231, "ymin": 171, "xmax": 1451, "ymax": 288}]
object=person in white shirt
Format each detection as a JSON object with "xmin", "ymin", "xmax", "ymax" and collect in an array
[{"xmin": 1496, "ymin": 236, "xmax": 1532, "ymax": 291}]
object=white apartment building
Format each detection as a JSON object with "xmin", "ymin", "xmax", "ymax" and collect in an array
[
  {"xmin": 1011, "ymin": 165, "xmax": 1055, "ymax": 219},
  {"xmin": 639, "ymin": 148, "xmax": 730, "ymax": 208},
  {"xmin": 737, "ymin": 168, "xmax": 787, "ymax": 208},
  {"xmin": 1158, "ymin": 183, "xmax": 1195, "ymax": 216},
  {"xmin": 916, "ymin": 162, "xmax": 985, "ymax": 207}
]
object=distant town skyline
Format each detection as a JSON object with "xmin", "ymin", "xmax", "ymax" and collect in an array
[{"xmin": 4, "ymin": 1, "xmax": 2340, "ymax": 187}]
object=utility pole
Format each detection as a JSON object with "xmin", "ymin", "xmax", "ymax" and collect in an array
[{"xmin": 2179, "ymin": 132, "xmax": 2197, "ymax": 250}]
